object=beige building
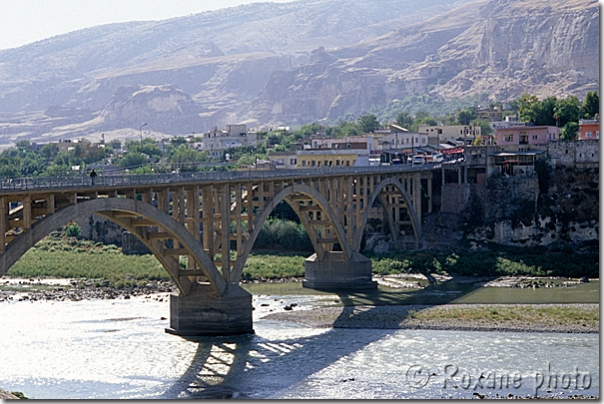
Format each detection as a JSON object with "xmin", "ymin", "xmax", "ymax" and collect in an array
[
  {"xmin": 201, "ymin": 124, "xmax": 258, "ymax": 159},
  {"xmin": 418, "ymin": 124, "xmax": 481, "ymax": 145},
  {"xmin": 268, "ymin": 151, "xmax": 298, "ymax": 169}
]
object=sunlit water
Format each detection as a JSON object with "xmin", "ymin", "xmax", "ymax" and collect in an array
[{"xmin": 0, "ymin": 286, "xmax": 599, "ymax": 399}]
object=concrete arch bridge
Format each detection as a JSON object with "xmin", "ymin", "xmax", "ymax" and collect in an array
[{"xmin": 0, "ymin": 166, "xmax": 433, "ymax": 335}]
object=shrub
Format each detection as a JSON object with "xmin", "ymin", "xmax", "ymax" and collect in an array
[{"xmin": 65, "ymin": 222, "xmax": 82, "ymax": 238}]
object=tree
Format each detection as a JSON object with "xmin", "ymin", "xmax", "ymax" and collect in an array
[
  {"xmin": 517, "ymin": 94, "xmax": 541, "ymax": 123},
  {"xmin": 535, "ymin": 96, "xmax": 557, "ymax": 126},
  {"xmin": 581, "ymin": 90, "xmax": 599, "ymax": 119},
  {"xmin": 560, "ymin": 122, "xmax": 579, "ymax": 141},
  {"xmin": 395, "ymin": 111, "xmax": 414, "ymax": 128},
  {"xmin": 170, "ymin": 137, "xmax": 187, "ymax": 148},
  {"xmin": 457, "ymin": 108, "xmax": 476, "ymax": 125},
  {"xmin": 554, "ymin": 96, "xmax": 580, "ymax": 127},
  {"xmin": 357, "ymin": 114, "xmax": 380, "ymax": 133},
  {"xmin": 118, "ymin": 152, "xmax": 148, "ymax": 169},
  {"xmin": 170, "ymin": 144, "xmax": 209, "ymax": 171},
  {"xmin": 470, "ymin": 118, "xmax": 493, "ymax": 136}
]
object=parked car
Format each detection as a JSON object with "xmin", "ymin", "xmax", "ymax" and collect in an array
[{"xmin": 412, "ymin": 155, "xmax": 425, "ymax": 165}]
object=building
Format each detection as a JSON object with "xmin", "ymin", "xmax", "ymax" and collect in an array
[
  {"xmin": 268, "ymin": 151, "xmax": 298, "ymax": 169},
  {"xmin": 578, "ymin": 119, "xmax": 600, "ymax": 140},
  {"xmin": 418, "ymin": 124, "xmax": 481, "ymax": 145},
  {"xmin": 201, "ymin": 124, "xmax": 258, "ymax": 159},
  {"xmin": 495, "ymin": 125, "xmax": 559, "ymax": 148},
  {"xmin": 378, "ymin": 124, "xmax": 428, "ymax": 150},
  {"xmin": 296, "ymin": 149, "xmax": 360, "ymax": 168}
]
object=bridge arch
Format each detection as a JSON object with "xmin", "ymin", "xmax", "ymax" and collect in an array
[
  {"xmin": 231, "ymin": 184, "xmax": 352, "ymax": 283},
  {"xmin": 354, "ymin": 177, "xmax": 421, "ymax": 251},
  {"xmin": 0, "ymin": 198, "xmax": 226, "ymax": 296}
]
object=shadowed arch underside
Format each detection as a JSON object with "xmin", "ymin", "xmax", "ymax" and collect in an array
[
  {"xmin": 231, "ymin": 184, "xmax": 352, "ymax": 283},
  {"xmin": 354, "ymin": 177, "xmax": 421, "ymax": 251}
]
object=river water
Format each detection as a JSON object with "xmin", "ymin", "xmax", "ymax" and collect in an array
[{"xmin": 0, "ymin": 282, "xmax": 599, "ymax": 399}]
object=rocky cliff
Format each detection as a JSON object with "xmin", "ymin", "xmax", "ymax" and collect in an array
[
  {"xmin": 0, "ymin": 0, "xmax": 598, "ymax": 145},
  {"xmin": 250, "ymin": 0, "xmax": 599, "ymax": 125}
]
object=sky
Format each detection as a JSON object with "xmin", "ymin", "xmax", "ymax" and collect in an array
[{"xmin": 0, "ymin": 0, "xmax": 294, "ymax": 51}]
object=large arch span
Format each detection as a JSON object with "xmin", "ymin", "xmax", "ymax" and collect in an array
[
  {"xmin": 230, "ymin": 183, "xmax": 352, "ymax": 283},
  {"xmin": 0, "ymin": 198, "xmax": 226, "ymax": 296},
  {"xmin": 354, "ymin": 177, "xmax": 421, "ymax": 252}
]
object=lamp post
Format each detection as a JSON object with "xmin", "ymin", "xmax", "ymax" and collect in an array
[{"xmin": 140, "ymin": 123, "xmax": 147, "ymax": 146}]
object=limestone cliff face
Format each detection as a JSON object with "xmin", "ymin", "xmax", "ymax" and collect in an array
[
  {"xmin": 432, "ymin": 0, "xmax": 600, "ymax": 100},
  {"xmin": 250, "ymin": 0, "xmax": 599, "ymax": 125},
  {"xmin": 98, "ymin": 85, "xmax": 205, "ymax": 134}
]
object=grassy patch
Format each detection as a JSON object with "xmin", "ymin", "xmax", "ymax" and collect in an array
[{"xmin": 410, "ymin": 305, "xmax": 600, "ymax": 327}]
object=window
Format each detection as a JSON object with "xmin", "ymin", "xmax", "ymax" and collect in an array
[
  {"xmin": 504, "ymin": 134, "xmax": 514, "ymax": 142},
  {"xmin": 586, "ymin": 132, "xmax": 593, "ymax": 138},
  {"xmin": 290, "ymin": 158, "xmax": 297, "ymax": 165},
  {"xmin": 302, "ymin": 161, "xmax": 307, "ymax": 166},
  {"xmin": 312, "ymin": 160, "xmax": 316, "ymax": 166},
  {"xmin": 532, "ymin": 135, "xmax": 538, "ymax": 140}
]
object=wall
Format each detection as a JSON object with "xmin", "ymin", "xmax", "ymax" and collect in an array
[{"xmin": 547, "ymin": 139, "xmax": 599, "ymax": 168}]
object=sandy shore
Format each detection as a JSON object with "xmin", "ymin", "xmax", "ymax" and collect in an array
[{"xmin": 262, "ymin": 303, "xmax": 599, "ymax": 334}]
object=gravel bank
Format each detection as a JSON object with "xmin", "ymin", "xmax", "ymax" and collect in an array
[{"xmin": 262, "ymin": 303, "xmax": 599, "ymax": 334}]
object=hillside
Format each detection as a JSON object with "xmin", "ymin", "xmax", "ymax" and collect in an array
[{"xmin": 0, "ymin": 0, "xmax": 598, "ymax": 146}]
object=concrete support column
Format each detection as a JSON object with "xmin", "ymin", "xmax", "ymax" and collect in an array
[
  {"xmin": 0, "ymin": 197, "xmax": 5, "ymax": 254},
  {"xmin": 303, "ymin": 251, "xmax": 377, "ymax": 291},
  {"xmin": 427, "ymin": 178, "xmax": 433, "ymax": 214},
  {"xmin": 166, "ymin": 283, "xmax": 253, "ymax": 336},
  {"xmin": 23, "ymin": 196, "xmax": 31, "ymax": 230}
]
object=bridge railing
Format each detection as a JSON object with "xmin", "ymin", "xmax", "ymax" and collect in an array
[{"xmin": 0, "ymin": 164, "xmax": 437, "ymax": 192}]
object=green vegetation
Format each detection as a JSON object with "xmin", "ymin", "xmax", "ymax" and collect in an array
[
  {"xmin": 516, "ymin": 91, "xmax": 599, "ymax": 140},
  {"xmin": 10, "ymin": 391, "xmax": 28, "ymax": 400},
  {"xmin": 367, "ymin": 246, "xmax": 598, "ymax": 278},
  {"xmin": 5, "ymin": 230, "xmax": 597, "ymax": 285}
]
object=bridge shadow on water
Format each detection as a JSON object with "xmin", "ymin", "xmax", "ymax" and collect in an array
[{"xmin": 159, "ymin": 279, "xmax": 492, "ymax": 399}]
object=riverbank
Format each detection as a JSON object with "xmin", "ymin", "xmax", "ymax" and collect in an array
[
  {"xmin": 262, "ymin": 303, "xmax": 599, "ymax": 334},
  {"xmin": 1, "ymin": 275, "xmax": 599, "ymax": 334}
]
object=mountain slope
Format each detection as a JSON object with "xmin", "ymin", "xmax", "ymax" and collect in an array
[
  {"xmin": 248, "ymin": 0, "xmax": 599, "ymax": 124},
  {"xmin": 0, "ymin": 0, "xmax": 598, "ymax": 146}
]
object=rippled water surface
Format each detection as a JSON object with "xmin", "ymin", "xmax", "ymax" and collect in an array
[{"xmin": 0, "ymin": 289, "xmax": 599, "ymax": 399}]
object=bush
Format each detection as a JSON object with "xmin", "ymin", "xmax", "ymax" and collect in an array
[{"xmin": 64, "ymin": 222, "xmax": 82, "ymax": 238}]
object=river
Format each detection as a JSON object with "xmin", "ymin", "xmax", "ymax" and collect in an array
[{"xmin": 0, "ymin": 282, "xmax": 599, "ymax": 399}]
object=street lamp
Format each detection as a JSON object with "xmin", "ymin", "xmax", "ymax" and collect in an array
[{"xmin": 140, "ymin": 123, "xmax": 147, "ymax": 145}]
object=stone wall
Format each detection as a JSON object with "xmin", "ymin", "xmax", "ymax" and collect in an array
[
  {"xmin": 547, "ymin": 140, "xmax": 599, "ymax": 168},
  {"xmin": 75, "ymin": 215, "xmax": 123, "ymax": 246},
  {"xmin": 441, "ymin": 184, "xmax": 471, "ymax": 214}
]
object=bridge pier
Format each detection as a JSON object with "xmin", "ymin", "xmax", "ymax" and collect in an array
[
  {"xmin": 302, "ymin": 251, "xmax": 377, "ymax": 291},
  {"xmin": 166, "ymin": 283, "xmax": 254, "ymax": 336}
]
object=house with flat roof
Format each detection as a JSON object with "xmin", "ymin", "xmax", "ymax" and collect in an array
[
  {"xmin": 201, "ymin": 124, "xmax": 258, "ymax": 159},
  {"xmin": 495, "ymin": 125, "xmax": 559, "ymax": 147},
  {"xmin": 579, "ymin": 119, "xmax": 599, "ymax": 140}
]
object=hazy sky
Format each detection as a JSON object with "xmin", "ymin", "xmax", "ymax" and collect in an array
[{"xmin": 0, "ymin": 0, "xmax": 294, "ymax": 51}]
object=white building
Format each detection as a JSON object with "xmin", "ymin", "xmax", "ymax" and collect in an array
[
  {"xmin": 378, "ymin": 124, "xmax": 428, "ymax": 150},
  {"xmin": 201, "ymin": 124, "xmax": 258, "ymax": 159}
]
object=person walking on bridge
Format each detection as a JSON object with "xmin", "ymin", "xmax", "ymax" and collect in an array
[{"xmin": 90, "ymin": 169, "xmax": 97, "ymax": 185}]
